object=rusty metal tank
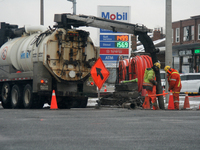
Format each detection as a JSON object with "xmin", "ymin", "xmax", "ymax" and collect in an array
[
  {"xmin": 42, "ymin": 28, "xmax": 97, "ymax": 81},
  {"xmin": 0, "ymin": 26, "xmax": 97, "ymax": 81}
]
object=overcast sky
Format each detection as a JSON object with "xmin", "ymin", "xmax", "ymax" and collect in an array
[{"xmin": 0, "ymin": 0, "xmax": 199, "ymax": 46}]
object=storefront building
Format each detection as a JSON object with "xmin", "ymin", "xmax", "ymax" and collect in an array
[{"xmin": 172, "ymin": 15, "xmax": 200, "ymax": 73}]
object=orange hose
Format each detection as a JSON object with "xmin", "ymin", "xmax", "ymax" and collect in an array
[{"xmin": 135, "ymin": 56, "xmax": 143, "ymax": 92}]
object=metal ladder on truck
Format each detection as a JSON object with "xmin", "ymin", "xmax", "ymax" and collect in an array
[{"xmin": 53, "ymin": 13, "xmax": 164, "ymax": 109}]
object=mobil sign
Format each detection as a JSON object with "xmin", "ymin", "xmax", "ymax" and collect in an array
[
  {"xmin": 98, "ymin": 6, "xmax": 130, "ymax": 34},
  {"xmin": 98, "ymin": 6, "xmax": 130, "ymax": 23},
  {"xmin": 101, "ymin": 12, "xmax": 128, "ymax": 21}
]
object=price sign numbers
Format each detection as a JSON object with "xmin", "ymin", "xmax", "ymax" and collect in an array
[
  {"xmin": 115, "ymin": 42, "xmax": 129, "ymax": 48},
  {"xmin": 115, "ymin": 35, "xmax": 129, "ymax": 41}
]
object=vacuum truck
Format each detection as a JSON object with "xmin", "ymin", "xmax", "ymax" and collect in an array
[
  {"xmin": 0, "ymin": 22, "xmax": 97, "ymax": 109},
  {"xmin": 0, "ymin": 13, "xmax": 164, "ymax": 109}
]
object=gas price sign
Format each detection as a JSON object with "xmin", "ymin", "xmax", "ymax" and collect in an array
[
  {"xmin": 115, "ymin": 35, "xmax": 129, "ymax": 48},
  {"xmin": 100, "ymin": 35, "xmax": 129, "ymax": 42},
  {"xmin": 98, "ymin": 6, "xmax": 130, "ymax": 67},
  {"xmin": 100, "ymin": 34, "xmax": 129, "ymax": 48},
  {"xmin": 116, "ymin": 35, "xmax": 129, "ymax": 41}
]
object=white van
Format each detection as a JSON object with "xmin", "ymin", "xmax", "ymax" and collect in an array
[{"xmin": 180, "ymin": 73, "xmax": 200, "ymax": 93}]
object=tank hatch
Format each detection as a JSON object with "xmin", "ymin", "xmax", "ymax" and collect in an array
[{"xmin": 46, "ymin": 29, "xmax": 97, "ymax": 81}]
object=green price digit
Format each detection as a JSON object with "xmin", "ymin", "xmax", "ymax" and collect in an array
[{"xmin": 116, "ymin": 42, "xmax": 129, "ymax": 48}]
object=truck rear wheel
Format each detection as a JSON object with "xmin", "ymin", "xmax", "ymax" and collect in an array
[
  {"xmin": 23, "ymin": 84, "xmax": 44, "ymax": 109},
  {"xmin": 23, "ymin": 84, "xmax": 34, "ymax": 109},
  {"xmin": 1, "ymin": 83, "xmax": 12, "ymax": 109},
  {"xmin": 11, "ymin": 85, "xmax": 23, "ymax": 109}
]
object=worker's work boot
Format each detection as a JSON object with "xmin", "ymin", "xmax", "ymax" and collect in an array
[{"xmin": 174, "ymin": 102, "xmax": 179, "ymax": 110}]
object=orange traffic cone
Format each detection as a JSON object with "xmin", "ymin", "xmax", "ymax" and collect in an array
[
  {"xmin": 142, "ymin": 93, "xmax": 151, "ymax": 109},
  {"xmin": 104, "ymin": 85, "xmax": 107, "ymax": 92},
  {"xmin": 168, "ymin": 90, "xmax": 174, "ymax": 110},
  {"xmin": 50, "ymin": 90, "xmax": 58, "ymax": 109},
  {"xmin": 163, "ymin": 87, "xmax": 166, "ymax": 97},
  {"xmin": 183, "ymin": 93, "xmax": 190, "ymax": 109}
]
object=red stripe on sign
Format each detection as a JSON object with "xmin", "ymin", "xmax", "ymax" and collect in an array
[{"xmin": 100, "ymin": 48, "xmax": 129, "ymax": 54}]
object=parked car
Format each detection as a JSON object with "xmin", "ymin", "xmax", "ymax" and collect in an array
[{"xmin": 180, "ymin": 73, "xmax": 200, "ymax": 93}]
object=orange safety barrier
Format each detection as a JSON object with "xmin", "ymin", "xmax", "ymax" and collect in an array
[
  {"xmin": 163, "ymin": 87, "xmax": 166, "ymax": 97},
  {"xmin": 146, "ymin": 92, "xmax": 169, "ymax": 97}
]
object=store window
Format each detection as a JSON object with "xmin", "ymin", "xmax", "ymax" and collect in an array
[
  {"xmin": 198, "ymin": 24, "xmax": 200, "ymax": 40},
  {"xmin": 176, "ymin": 28, "xmax": 180, "ymax": 43},
  {"xmin": 182, "ymin": 56, "xmax": 193, "ymax": 73},
  {"xmin": 183, "ymin": 26, "xmax": 194, "ymax": 41},
  {"xmin": 173, "ymin": 56, "xmax": 179, "ymax": 71}
]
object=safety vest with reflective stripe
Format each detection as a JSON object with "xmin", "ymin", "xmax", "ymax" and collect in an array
[
  {"xmin": 168, "ymin": 70, "xmax": 181, "ymax": 90},
  {"xmin": 143, "ymin": 68, "xmax": 156, "ymax": 90}
]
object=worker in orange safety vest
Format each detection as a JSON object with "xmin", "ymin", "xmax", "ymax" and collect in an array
[
  {"xmin": 164, "ymin": 66, "xmax": 182, "ymax": 110},
  {"xmin": 143, "ymin": 62, "xmax": 161, "ymax": 110}
]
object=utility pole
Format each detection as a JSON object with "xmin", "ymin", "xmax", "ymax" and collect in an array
[
  {"xmin": 67, "ymin": 0, "xmax": 76, "ymax": 15},
  {"xmin": 165, "ymin": 0, "xmax": 172, "ymax": 103},
  {"xmin": 40, "ymin": 0, "xmax": 44, "ymax": 25}
]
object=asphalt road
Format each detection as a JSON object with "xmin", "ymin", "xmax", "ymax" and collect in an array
[{"xmin": 0, "ymin": 104, "xmax": 200, "ymax": 150}]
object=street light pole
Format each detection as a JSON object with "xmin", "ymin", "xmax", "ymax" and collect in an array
[
  {"xmin": 67, "ymin": 0, "xmax": 76, "ymax": 15},
  {"xmin": 40, "ymin": 0, "xmax": 44, "ymax": 25},
  {"xmin": 165, "ymin": 0, "xmax": 172, "ymax": 103}
]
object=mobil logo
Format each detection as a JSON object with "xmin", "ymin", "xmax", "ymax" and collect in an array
[{"xmin": 101, "ymin": 12, "xmax": 127, "ymax": 20}]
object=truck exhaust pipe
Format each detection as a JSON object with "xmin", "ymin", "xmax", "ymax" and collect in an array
[{"xmin": 122, "ymin": 102, "xmax": 136, "ymax": 109}]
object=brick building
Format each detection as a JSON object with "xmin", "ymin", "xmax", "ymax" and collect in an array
[
  {"xmin": 172, "ymin": 15, "xmax": 200, "ymax": 73},
  {"xmin": 132, "ymin": 15, "xmax": 200, "ymax": 73}
]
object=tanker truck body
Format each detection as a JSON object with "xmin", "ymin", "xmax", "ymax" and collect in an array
[{"xmin": 0, "ymin": 22, "xmax": 97, "ymax": 109}]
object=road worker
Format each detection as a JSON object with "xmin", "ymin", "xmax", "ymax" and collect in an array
[
  {"xmin": 164, "ymin": 66, "xmax": 182, "ymax": 110},
  {"xmin": 142, "ymin": 62, "xmax": 161, "ymax": 110}
]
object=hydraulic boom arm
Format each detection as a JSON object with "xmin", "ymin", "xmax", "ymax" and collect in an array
[{"xmin": 54, "ymin": 14, "xmax": 152, "ymax": 34}]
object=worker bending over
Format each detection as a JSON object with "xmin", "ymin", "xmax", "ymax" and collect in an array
[
  {"xmin": 143, "ymin": 62, "xmax": 161, "ymax": 110},
  {"xmin": 164, "ymin": 66, "xmax": 182, "ymax": 110}
]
